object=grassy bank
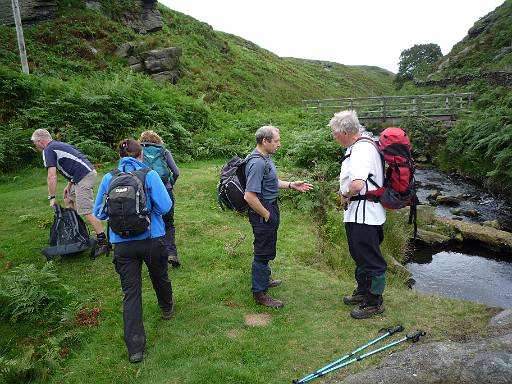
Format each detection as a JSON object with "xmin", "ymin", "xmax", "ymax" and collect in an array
[{"xmin": 0, "ymin": 160, "xmax": 496, "ymax": 384}]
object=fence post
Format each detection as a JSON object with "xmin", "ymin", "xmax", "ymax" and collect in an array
[
  {"xmin": 11, "ymin": 0, "xmax": 29, "ymax": 74},
  {"xmin": 382, "ymin": 97, "xmax": 387, "ymax": 122}
]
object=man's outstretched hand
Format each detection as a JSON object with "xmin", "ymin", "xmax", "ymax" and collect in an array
[{"xmin": 291, "ymin": 181, "xmax": 313, "ymax": 193}]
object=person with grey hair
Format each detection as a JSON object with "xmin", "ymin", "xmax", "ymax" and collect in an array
[
  {"xmin": 244, "ymin": 125, "xmax": 313, "ymax": 308},
  {"xmin": 328, "ymin": 111, "xmax": 387, "ymax": 319},
  {"xmin": 31, "ymin": 128, "xmax": 110, "ymax": 258}
]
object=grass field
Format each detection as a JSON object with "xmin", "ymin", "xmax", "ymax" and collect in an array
[{"xmin": 0, "ymin": 160, "xmax": 497, "ymax": 384}]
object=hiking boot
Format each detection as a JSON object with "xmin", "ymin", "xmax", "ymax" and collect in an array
[
  {"xmin": 253, "ymin": 292, "xmax": 284, "ymax": 308},
  {"xmin": 268, "ymin": 279, "xmax": 282, "ymax": 288},
  {"xmin": 350, "ymin": 303, "xmax": 385, "ymax": 319},
  {"xmin": 129, "ymin": 351, "xmax": 144, "ymax": 363},
  {"xmin": 168, "ymin": 254, "xmax": 181, "ymax": 267},
  {"xmin": 343, "ymin": 293, "xmax": 366, "ymax": 305},
  {"xmin": 93, "ymin": 238, "xmax": 111, "ymax": 258},
  {"xmin": 162, "ymin": 300, "xmax": 175, "ymax": 320}
]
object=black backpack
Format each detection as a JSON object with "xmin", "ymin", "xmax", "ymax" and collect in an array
[
  {"xmin": 106, "ymin": 167, "xmax": 151, "ymax": 238},
  {"xmin": 217, "ymin": 154, "xmax": 268, "ymax": 212},
  {"xmin": 42, "ymin": 204, "xmax": 95, "ymax": 261}
]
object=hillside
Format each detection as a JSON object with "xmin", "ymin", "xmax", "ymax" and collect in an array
[
  {"xmin": 0, "ymin": 0, "xmax": 395, "ymax": 175},
  {"xmin": 422, "ymin": 0, "xmax": 512, "ymax": 81},
  {"xmin": 0, "ymin": 2, "xmax": 394, "ymax": 113}
]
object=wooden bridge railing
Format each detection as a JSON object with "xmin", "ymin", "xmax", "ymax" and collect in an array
[{"xmin": 302, "ymin": 93, "xmax": 473, "ymax": 121}]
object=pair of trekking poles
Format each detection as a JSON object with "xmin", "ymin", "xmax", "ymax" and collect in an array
[{"xmin": 292, "ymin": 325, "xmax": 426, "ymax": 383}]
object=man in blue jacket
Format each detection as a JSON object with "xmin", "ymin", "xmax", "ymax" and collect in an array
[{"xmin": 93, "ymin": 139, "xmax": 172, "ymax": 363}]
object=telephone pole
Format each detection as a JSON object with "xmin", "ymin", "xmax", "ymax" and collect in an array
[{"xmin": 11, "ymin": 0, "xmax": 29, "ymax": 74}]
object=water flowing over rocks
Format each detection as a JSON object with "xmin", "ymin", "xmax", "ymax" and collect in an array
[{"xmin": 335, "ymin": 310, "xmax": 512, "ymax": 384}]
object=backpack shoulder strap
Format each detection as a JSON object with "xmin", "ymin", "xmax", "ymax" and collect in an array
[
  {"xmin": 340, "ymin": 136, "xmax": 379, "ymax": 163},
  {"xmin": 110, "ymin": 168, "xmax": 121, "ymax": 176},
  {"xmin": 245, "ymin": 153, "xmax": 270, "ymax": 175},
  {"xmin": 132, "ymin": 167, "xmax": 151, "ymax": 184}
]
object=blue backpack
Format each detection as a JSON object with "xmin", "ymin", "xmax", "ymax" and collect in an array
[{"xmin": 141, "ymin": 143, "xmax": 173, "ymax": 184}]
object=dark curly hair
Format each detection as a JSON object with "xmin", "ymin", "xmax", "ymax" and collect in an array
[{"xmin": 118, "ymin": 139, "xmax": 142, "ymax": 158}]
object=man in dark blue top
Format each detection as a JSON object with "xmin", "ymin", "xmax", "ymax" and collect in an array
[
  {"xmin": 31, "ymin": 128, "xmax": 110, "ymax": 258},
  {"xmin": 244, "ymin": 125, "xmax": 313, "ymax": 308}
]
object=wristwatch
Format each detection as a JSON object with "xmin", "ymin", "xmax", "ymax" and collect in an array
[{"xmin": 48, "ymin": 195, "xmax": 56, "ymax": 200}]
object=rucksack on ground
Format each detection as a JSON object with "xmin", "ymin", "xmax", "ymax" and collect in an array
[
  {"xmin": 349, "ymin": 127, "xmax": 419, "ymax": 236},
  {"xmin": 141, "ymin": 143, "xmax": 173, "ymax": 184},
  {"xmin": 217, "ymin": 154, "xmax": 268, "ymax": 212},
  {"xmin": 106, "ymin": 168, "xmax": 151, "ymax": 237},
  {"xmin": 42, "ymin": 204, "xmax": 95, "ymax": 261}
]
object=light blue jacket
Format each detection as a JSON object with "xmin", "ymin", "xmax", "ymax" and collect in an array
[{"xmin": 93, "ymin": 157, "xmax": 172, "ymax": 243}]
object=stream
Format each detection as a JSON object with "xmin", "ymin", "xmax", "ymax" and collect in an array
[{"xmin": 406, "ymin": 168, "xmax": 512, "ymax": 308}]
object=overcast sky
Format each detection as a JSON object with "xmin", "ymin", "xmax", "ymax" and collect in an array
[{"xmin": 159, "ymin": 0, "xmax": 504, "ymax": 73}]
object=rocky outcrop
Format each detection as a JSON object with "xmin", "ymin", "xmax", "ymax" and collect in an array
[
  {"xmin": 336, "ymin": 310, "xmax": 512, "ymax": 384},
  {"xmin": 416, "ymin": 71, "xmax": 512, "ymax": 88},
  {"xmin": 1, "ymin": 0, "xmax": 163, "ymax": 34},
  {"xmin": 121, "ymin": 0, "xmax": 162, "ymax": 34},
  {"xmin": 466, "ymin": 10, "xmax": 499, "ymax": 39},
  {"xmin": 0, "ymin": 0, "xmax": 57, "ymax": 26},
  {"xmin": 436, "ymin": 217, "xmax": 512, "ymax": 252},
  {"xmin": 115, "ymin": 43, "xmax": 182, "ymax": 84},
  {"xmin": 415, "ymin": 229, "xmax": 452, "ymax": 247}
]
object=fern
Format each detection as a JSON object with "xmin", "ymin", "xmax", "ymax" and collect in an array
[{"xmin": 0, "ymin": 263, "xmax": 78, "ymax": 323}]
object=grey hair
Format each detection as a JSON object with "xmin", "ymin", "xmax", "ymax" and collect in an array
[
  {"xmin": 255, "ymin": 125, "xmax": 279, "ymax": 144},
  {"xmin": 328, "ymin": 110, "xmax": 362, "ymax": 134},
  {"xmin": 31, "ymin": 128, "xmax": 52, "ymax": 142}
]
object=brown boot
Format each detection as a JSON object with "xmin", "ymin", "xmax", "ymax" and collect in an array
[
  {"xmin": 343, "ymin": 293, "xmax": 366, "ymax": 305},
  {"xmin": 350, "ymin": 303, "xmax": 385, "ymax": 319},
  {"xmin": 343, "ymin": 287, "xmax": 367, "ymax": 305},
  {"xmin": 350, "ymin": 294, "xmax": 385, "ymax": 319},
  {"xmin": 253, "ymin": 292, "xmax": 284, "ymax": 308}
]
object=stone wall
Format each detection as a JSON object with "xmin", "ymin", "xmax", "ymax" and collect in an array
[{"xmin": 0, "ymin": 0, "xmax": 57, "ymax": 26}]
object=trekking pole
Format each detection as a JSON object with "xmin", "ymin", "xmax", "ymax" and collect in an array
[
  {"xmin": 292, "ymin": 325, "xmax": 404, "ymax": 384},
  {"xmin": 295, "ymin": 330, "xmax": 426, "ymax": 383}
]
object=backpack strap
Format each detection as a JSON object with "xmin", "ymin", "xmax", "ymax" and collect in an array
[
  {"xmin": 342, "ymin": 137, "xmax": 384, "ymax": 200},
  {"xmin": 245, "ymin": 153, "xmax": 270, "ymax": 175},
  {"xmin": 339, "ymin": 136, "xmax": 380, "ymax": 163},
  {"xmin": 241, "ymin": 153, "xmax": 270, "ymax": 188}
]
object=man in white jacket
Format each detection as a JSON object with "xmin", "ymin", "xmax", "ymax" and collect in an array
[{"xmin": 329, "ymin": 111, "xmax": 386, "ymax": 319}]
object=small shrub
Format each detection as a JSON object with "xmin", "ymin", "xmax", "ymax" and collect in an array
[
  {"xmin": 0, "ymin": 263, "xmax": 78, "ymax": 323},
  {"xmin": 74, "ymin": 139, "xmax": 117, "ymax": 163},
  {"xmin": 400, "ymin": 117, "xmax": 448, "ymax": 162}
]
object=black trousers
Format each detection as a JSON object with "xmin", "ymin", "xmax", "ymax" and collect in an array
[
  {"xmin": 113, "ymin": 237, "xmax": 173, "ymax": 355},
  {"xmin": 162, "ymin": 186, "xmax": 178, "ymax": 256},
  {"xmin": 249, "ymin": 201, "xmax": 280, "ymax": 292},
  {"xmin": 345, "ymin": 222, "xmax": 386, "ymax": 282}
]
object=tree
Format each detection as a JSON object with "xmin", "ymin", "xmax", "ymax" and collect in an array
[{"xmin": 395, "ymin": 43, "xmax": 442, "ymax": 89}]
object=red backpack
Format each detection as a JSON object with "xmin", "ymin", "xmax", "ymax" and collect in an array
[{"xmin": 349, "ymin": 127, "xmax": 418, "ymax": 236}]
